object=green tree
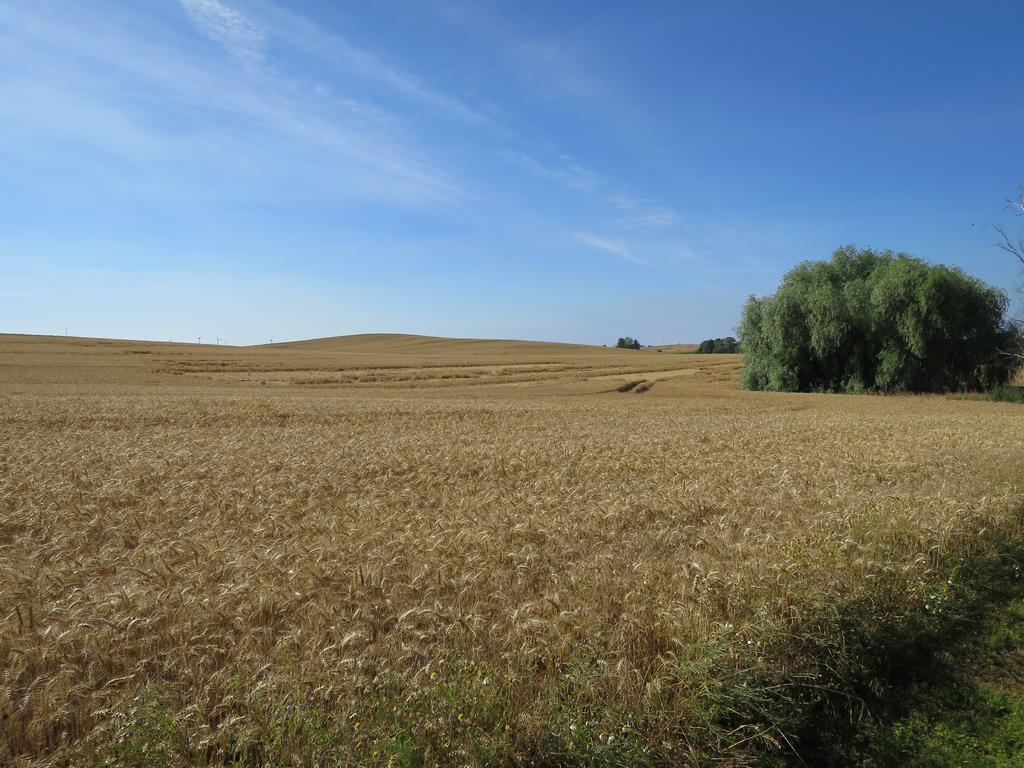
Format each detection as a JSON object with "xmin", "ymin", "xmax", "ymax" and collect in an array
[
  {"xmin": 715, "ymin": 336, "xmax": 737, "ymax": 353},
  {"xmin": 616, "ymin": 337, "xmax": 641, "ymax": 350},
  {"xmin": 739, "ymin": 246, "xmax": 1022, "ymax": 393},
  {"xmin": 698, "ymin": 337, "xmax": 738, "ymax": 354}
]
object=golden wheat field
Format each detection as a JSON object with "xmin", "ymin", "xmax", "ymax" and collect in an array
[{"xmin": 2, "ymin": 333, "xmax": 1023, "ymax": 766}]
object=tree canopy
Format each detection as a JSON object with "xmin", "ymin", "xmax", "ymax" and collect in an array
[
  {"xmin": 739, "ymin": 246, "xmax": 1022, "ymax": 393},
  {"xmin": 698, "ymin": 337, "xmax": 738, "ymax": 354},
  {"xmin": 616, "ymin": 337, "xmax": 642, "ymax": 350}
]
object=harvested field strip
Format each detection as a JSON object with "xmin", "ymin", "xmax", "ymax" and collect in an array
[{"xmin": 185, "ymin": 364, "xmax": 712, "ymax": 389}]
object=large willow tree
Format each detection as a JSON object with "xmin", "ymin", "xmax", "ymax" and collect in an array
[{"xmin": 739, "ymin": 246, "xmax": 1022, "ymax": 393}]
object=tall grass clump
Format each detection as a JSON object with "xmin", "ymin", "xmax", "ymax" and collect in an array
[{"xmin": 989, "ymin": 385, "xmax": 1024, "ymax": 404}]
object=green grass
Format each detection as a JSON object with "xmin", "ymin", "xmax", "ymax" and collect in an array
[
  {"xmin": 856, "ymin": 598, "xmax": 1024, "ymax": 767},
  {"xmin": 777, "ymin": 546, "xmax": 1024, "ymax": 767},
  {"xmin": 989, "ymin": 385, "xmax": 1024, "ymax": 404}
]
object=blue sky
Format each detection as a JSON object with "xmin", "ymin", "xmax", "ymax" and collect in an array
[{"xmin": 2, "ymin": 1, "xmax": 1022, "ymax": 345}]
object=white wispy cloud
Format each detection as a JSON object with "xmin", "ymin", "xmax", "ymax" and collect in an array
[
  {"xmin": 501, "ymin": 151, "xmax": 603, "ymax": 191},
  {"xmin": 432, "ymin": 3, "xmax": 693, "ymax": 261},
  {"xmin": 249, "ymin": 0, "xmax": 486, "ymax": 125},
  {"xmin": 572, "ymin": 233, "xmax": 649, "ymax": 265},
  {"xmin": 504, "ymin": 153, "xmax": 680, "ymax": 244},
  {"xmin": 180, "ymin": 0, "xmax": 266, "ymax": 67},
  {"xmin": 619, "ymin": 211, "xmax": 679, "ymax": 229},
  {"xmin": 435, "ymin": 3, "xmax": 609, "ymax": 109},
  {"xmin": 2, "ymin": 4, "xmax": 461, "ymax": 205},
  {"xmin": 607, "ymin": 194, "xmax": 679, "ymax": 230}
]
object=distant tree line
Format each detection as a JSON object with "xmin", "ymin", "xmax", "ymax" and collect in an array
[
  {"xmin": 739, "ymin": 246, "xmax": 1022, "ymax": 393},
  {"xmin": 698, "ymin": 337, "xmax": 738, "ymax": 354},
  {"xmin": 616, "ymin": 337, "xmax": 642, "ymax": 350}
]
